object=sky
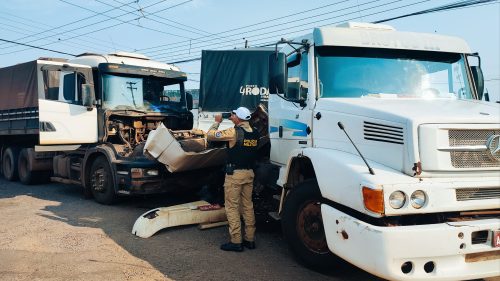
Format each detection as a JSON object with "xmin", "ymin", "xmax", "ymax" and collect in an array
[{"xmin": 0, "ymin": 0, "xmax": 499, "ymax": 101}]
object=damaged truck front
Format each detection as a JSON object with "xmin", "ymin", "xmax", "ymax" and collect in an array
[{"xmin": 0, "ymin": 52, "xmax": 223, "ymax": 204}]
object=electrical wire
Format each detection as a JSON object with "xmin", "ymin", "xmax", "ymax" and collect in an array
[
  {"xmin": 0, "ymin": 0, "xmax": 139, "ymax": 50},
  {"xmin": 161, "ymin": 0, "xmax": 498, "ymax": 62},
  {"xmin": 165, "ymin": 0, "xmax": 497, "ymax": 64},
  {"xmin": 0, "ymin": 15, "xmax": 110, "ymax": 53},
  {"xmin": 0, "ymin": 38, "xmax": 76, "ymax": 56},
  {"xmin": 156, "ymin": 0, "xmax": 401, "ymax": 60},
  {"xmin": 104, "ymin": 0, "xmax": 218, "ymax": 38},
  {"xmin": 161, "ymin": 0, "xmax": 415, "ymax": 62},
  {"xmin": 0, "ymin": 0, "xmax": 193, "ymax": 56},
  {"xmin": 59, "ymin": 0, "xmax": 193, "ymax": 39},
  {"xmin": 137, "ymin": 0, "xmax": 355, "ymax": 54}
]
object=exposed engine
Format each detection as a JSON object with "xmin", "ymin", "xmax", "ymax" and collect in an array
[
  {"xmin": 105, "ymin": 114, "xmax": 207, "ymax": 157},
  {"xmin": 106, "ymin": 115, "xmax": 158, "ymax": 152}
]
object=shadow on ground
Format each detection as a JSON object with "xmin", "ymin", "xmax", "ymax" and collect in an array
[{"xmin": 0, "ymin": 178, "xmax": 384, "ymax": 281}]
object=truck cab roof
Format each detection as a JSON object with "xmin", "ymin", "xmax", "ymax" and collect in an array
[
  {"xmin": 69, "ymin": 52, "xmax": 181, "ymax": 72},
  {"xmin": 314, "ymin": 22, "xmax": 471, "ymax": 53}
]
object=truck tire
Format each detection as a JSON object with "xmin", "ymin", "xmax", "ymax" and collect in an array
[
  {"xmin": 89, "ymin": 156, "xmax": 117, "ymax": 205},
  {"xmin": 281, "ymin": 179, "xmax": 338, "ymax": 269},
  {"xmin": 18, "ymin": 148, "xmax": 35, "ymax": 185},
  {"xmin": 2, "ymin": 147, "xmax": 20, "ymax": 181}
]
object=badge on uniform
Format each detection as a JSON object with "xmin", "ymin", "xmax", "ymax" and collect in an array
[{"xmin": 215, "ymin": 131, "xmax": 222, "ymax": 138}]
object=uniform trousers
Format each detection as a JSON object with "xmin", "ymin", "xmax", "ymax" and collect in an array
[{"xmin": 224, "ymin": 169, "xmax": 256, "ymax": 244}]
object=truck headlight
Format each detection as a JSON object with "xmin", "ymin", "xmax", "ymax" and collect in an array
[
  {"xmin": 410, "ymin": 190, "xmax": 427, "ymax": 209},
  {"xmin": 131, "ymin": 168, "xmax": 159, "ymax": 178},
  {"xmin": 131, "ymin": 168, "xmax": 143, "ymax": 178},
  {"xmin": 389, "ymin": 191, "xmax": 406, "ymax": 209},
  {"xmin": 145, "ymin": 169, "xmax": 159, "ymax": 176}
]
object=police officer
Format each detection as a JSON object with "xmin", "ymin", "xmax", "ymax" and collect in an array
[{"xmin": 207, "ymin": 107, "xmax": 259, "ymax": 252}]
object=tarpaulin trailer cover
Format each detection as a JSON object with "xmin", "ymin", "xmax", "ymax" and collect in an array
[
  {"xmin": 0, "ymin": 60, "xmax": 39, "ymax": 110},
  {"xmin": 199, "ymin": 49, "xmax": 274, "ymax": 112}
]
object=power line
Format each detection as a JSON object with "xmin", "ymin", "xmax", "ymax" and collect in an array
[
  {"xmin": 166, "ymin": 0, "xmax": 495, "ymax": 64},
  {"xmin": 374, "ymin": 0, "xmax": 498, "ymax": 23},
  {"xmin": 59, "ymin": 0, "xmax": 194, "ymax": 39},
  {"xmin": 153, "ymin": 0, "xmax": 394, "ymax": 60},
  {"xmin": 163, "ymin": 0, "xmax": 498, "ymax": 62},
  {"xmin": 0, "ymin": 38, "xmax": 76, "ymax": 56},
  {"xmin": 136, "ymin": 0, "xmax": 354, "ymax": 54},
  {"xmin": 0, "ymin": 0, "xmax": 193, "ymax": 56},
  {"xmin": 161, "ymin": 0, "xmax": 412, "ymax": 62},
  {"xmin": 105, "ymin": 0, "xmax": 217, "ymax": 38},
  {"xmin": 0, "ymin": 0, "xmax": 138, "ymax": 50},
  {"xmin": 0, "ymin": 15, "xmax": 110, "ymax": 53}
]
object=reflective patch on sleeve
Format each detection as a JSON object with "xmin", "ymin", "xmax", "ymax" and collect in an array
[{"xmin": 215, "ymin": 131, "xmax": 222, "ymax": 138}]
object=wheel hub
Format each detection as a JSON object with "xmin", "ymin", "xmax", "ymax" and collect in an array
[
  {"xmin": 296, "ymin": 200, "xmax": 329, "ymax": 254},
  {"xmin": 91, "ymin": 168, "xmax": 106, "ymax": 192}
]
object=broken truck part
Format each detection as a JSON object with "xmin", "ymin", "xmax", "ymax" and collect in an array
[
  {"xmin": 132, "ymin": 201, "xmax": 226, "ymax": 238},
  {"xmin": 143, "ymin": 123, "xmax": 226, "ymax": 173},
  {"xmin": 0, "ymin": 52, "xmax": 222, "ymax": 204}
]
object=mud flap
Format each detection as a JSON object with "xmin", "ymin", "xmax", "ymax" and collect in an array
[{"xmin": 132, "ymin": 201, "xmax": 227, "ymax": 238}]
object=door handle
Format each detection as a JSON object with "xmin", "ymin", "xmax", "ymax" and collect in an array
[
  {"xmin": 279, "ymin": 126, "xmax": 283, "ymax": 138},
  {"xmin": 314, "ymin": 112, "xmax": 322, "ymax": 120}
]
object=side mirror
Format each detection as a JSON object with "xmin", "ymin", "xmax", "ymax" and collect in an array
[
  {"xmin": 470, "ymin": 66, "xmax": 485, "ymax": 100},
  {"xmin": 186, "ymin": 92, "xmax": 193, "ymax": 110},
  {"xmin": 81, "ymin": 83, "xmax": 95, "ymax": 109},
  {"xmin": 269, "ymin": 52, "xmax": 287, "ymax": 95}
]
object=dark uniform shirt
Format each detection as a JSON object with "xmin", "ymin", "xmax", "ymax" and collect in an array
[{"xmin": 206, "ymin": 121, "xmax": 254, "ymax": 148}]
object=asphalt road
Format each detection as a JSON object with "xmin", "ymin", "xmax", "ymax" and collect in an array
[{"xmin": 0, "ymin": 178, "xmax": 385, "ymax": 281}]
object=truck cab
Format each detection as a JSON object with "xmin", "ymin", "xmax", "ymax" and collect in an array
[
  {"xmin": 38, "ymin": 52, "xmax": 202, "ymax": 204},
  {"xmin": 268, "ymin": 22, "xmax": 499, "ymax": 280}
]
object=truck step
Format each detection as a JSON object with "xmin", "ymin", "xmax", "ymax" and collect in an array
[
  {"xmin": 50, "ymin": 177, "xmax": 81, "ymax": 186},
  {"xmin": 268, "ymin": 211, "xmax": 281, "ymax": 221}
]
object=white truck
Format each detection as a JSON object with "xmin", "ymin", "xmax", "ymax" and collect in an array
[
  {"xmin": 193, "ymin": 23, "xmax": 500, "ymax": 280},
  {"xmin": 0, "ymin": 52, "xmax": 224, "ymax": 204}
]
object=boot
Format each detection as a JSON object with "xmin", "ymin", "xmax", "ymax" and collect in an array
[
  {"xmin": 242, "ymin": 240, "xmax": 256, "ymax": 250},
  {"xmin": 220, "ymin": 242, "xmax": 243, "ymax": 252}
]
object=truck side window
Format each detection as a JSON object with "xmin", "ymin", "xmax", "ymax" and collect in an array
[
  {"xmin": 63, "ymin": 72, "xmax": 76, "ymax": 102},
  {"xmin": 42, "ymin": 70, "xmax": 60, "ymax": 100},
  {"xmin": 60, "ymin": 71, "xmax": 85, "ymax": 105},
  {"xmin": 286, "ymin": 52, "xmax": 308, "ymax": 100}
]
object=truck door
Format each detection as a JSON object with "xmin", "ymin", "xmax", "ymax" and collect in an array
[
  {"xmin": 269, "ymin": 51, "xmax": 312, "ymax": 165},
  {"xmin": 38, "ymin": 65, "xmax": 98, "ymax": 145}
]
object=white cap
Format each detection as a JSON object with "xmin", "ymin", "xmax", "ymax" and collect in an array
[{"xmin": 232, "ymin": 107, "xmax": 251, "ymax": 120}]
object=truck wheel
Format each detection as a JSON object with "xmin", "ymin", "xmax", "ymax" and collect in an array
[
  {"xmin": 2, "ymin": 147, "xmax": 20, "ymax": 181},
  {"xmin": 18, "ymin": 148, "xmax": 35, "ymax": 185},
  {"xmin": 89, "ymin": 156, "xmax": 117, "ymax": 205},
  {"xmin": 281, "ymin": 179, "xmax": 338, "ymax": 269}
]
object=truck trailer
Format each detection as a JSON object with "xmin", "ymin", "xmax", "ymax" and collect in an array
[
  {"xmin": 0, "ymin": 52, "xmax": 222, "ymax": 204},
  {"xmin": 192, "ymin": 23, "xmax": 499, "ymax": 280}
]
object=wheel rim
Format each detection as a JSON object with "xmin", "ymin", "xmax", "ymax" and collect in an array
[
  {"xmin": 91, "ymin": 167, "xmax": 106, "ymax": 193},
  {"xmin": 296, "ymin": 200, "xmax": 329, "ymax": 254}
]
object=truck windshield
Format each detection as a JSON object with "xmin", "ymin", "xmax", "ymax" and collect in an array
[
  {"xmin": 102, "ymin": 74, "xmax": 186, "ymax": 112},
  {"xmin": 316, "ymin": 47, "xmax": 474, "ymax": 100}
]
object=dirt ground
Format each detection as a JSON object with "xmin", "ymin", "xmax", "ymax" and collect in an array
[
  {"xmin": 0, "ymin": 178, "xmax": 497, "ymax": 281},
  {"xmin": 0, "ymin": 193, "xmax": 168, "ymax": 281}
]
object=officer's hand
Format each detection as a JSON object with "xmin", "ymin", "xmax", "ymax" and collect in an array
[{"xmin": 214, "ymin": 114, "xmax": 222, "ymax": 123}]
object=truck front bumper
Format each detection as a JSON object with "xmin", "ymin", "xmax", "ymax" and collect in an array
[{"xmin": 321, "ymin": 204, "xmax": 500, "ymax": 281}]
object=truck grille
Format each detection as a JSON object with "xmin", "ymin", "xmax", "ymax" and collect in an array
[
  {"xmin": 449, "ymin": 129, "xmax": 500, "ymax": 168},
  {"xmin": 456, "ymin": 187, "xmax": 500, "ymax": 201}
]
